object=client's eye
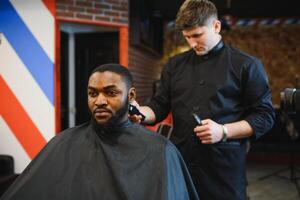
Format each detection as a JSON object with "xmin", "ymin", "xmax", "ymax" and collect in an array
[{"xmin": 88, "ymin": 91, "xmax": 98, "ymax": 97}]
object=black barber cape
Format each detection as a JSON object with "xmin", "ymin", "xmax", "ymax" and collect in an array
[{"xmin": 1, "ymin": 120, "xmax": 199, "ymax": 200}]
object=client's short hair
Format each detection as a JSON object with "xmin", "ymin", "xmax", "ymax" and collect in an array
[{"xmin": 91, "ymin": 63, "xmax": 133, "ymax": 89}]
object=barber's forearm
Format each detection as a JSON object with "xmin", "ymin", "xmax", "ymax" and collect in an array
[
  {"xmin": 140, "ymin": 106, "xmax": 156, "ymax": 124},
  {"xmin": 225, "ymin": 120, "xmax": 254, "ymax": 139}
]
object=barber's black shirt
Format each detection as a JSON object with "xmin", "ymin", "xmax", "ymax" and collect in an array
[{"xmin": 148, "ymin": 41, "xmax": 275, "ymax": 144}]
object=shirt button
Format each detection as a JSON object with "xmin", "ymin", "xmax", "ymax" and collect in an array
[
  {"xmin": 203, "ymin": 55, "xmax": 209, "ymax": 60},
  {"xmin": 199, "ymin": 80, "xmax": 205, "ymax": 85},
  {"xmin": 193, "ymin": 106, "xmax": 200, "ymax": 111}
]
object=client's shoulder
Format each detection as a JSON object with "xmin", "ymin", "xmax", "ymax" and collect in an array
[
  {"xmin": 49, "ymin": 122, "xmax": 90, "ymax": 144},
  {"xmin": 128, "ymin": 123, "xmax": 169, "ymax": 146}
]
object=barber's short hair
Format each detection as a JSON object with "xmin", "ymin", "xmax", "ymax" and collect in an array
[
  {"xmin": 176, "ymin": 0, "xmax": 218, "ymax": 30},
  {"xmin": 91, "ymin": 63, "xmax": 133, "ymax": 88}
]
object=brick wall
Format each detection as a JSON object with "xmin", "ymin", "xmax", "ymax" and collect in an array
[
  {"xmin": 129, "ymin": 48, "xmax": 163, "ymax": 104},
  {"xmin": 56, "ymin": 0, "xmax": 128, "ymax": 24}
]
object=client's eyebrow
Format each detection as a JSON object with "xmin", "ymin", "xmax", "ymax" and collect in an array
[
  {"xmin": 103, "ymin": 85, "xmax": 118, "ymax": 90},
  {"xmin": 88, "ymin": 85, "xmax": 117, "ymax": 90},
  {"xmin": 88, "ymin": 85, "xmax": 121, "ymax": 93}
]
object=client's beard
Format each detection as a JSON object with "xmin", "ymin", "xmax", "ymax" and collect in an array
[{"xmin": 91, "ymin": 99, "xmax": 129, "ymax": 135}]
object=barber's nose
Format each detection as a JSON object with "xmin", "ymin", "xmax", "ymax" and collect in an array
[
  {"xmin": 95, "ymin": 93, "xmax": 107, "ymax": 106},
  {"xmin": 189, "ymin": 40, "xmax": 197, "ymax": 48}
]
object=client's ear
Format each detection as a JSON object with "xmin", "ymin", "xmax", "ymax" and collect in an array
[{"xmin": 128, "ymin": 87, "xmax": 136, "ymax": 103}]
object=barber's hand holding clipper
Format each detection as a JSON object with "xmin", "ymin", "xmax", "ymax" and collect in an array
[
  {"xmin": 192, "ymin": 113, "xmax": 227, "ymax": 144},
  {"xmin": 128, "ymin": 100, "xmax": 157, "ymax": 125},
  {"xmin": 128, "ymin": 100, "xmax": 145, "ymax": 123}
]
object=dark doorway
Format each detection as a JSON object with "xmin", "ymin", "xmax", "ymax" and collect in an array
[
  {"xmin": 60, "ymin": 31, "xmax": 69, "ymax": 131},
  {"xmin": 75, "ymin": 32, "xmax": 119, "ymax": 125},
  {"xmin": 60, "ymin": 30, "xmax": 119, "ymax": 130}
]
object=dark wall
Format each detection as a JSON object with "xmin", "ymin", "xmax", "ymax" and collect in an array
[{"xmin": 129, "ymin": 47, "xmax": 162, "ymax": 105}]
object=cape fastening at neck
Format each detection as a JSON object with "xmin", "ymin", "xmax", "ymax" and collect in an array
[{"xmin": 91, "ymin": 118, "xmax": 132, "ymax": 144}]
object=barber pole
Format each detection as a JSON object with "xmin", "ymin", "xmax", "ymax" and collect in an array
[
  {"xmin": 223, "ymin": 15, "xmax": 300, "ymax": 27},
  {"xmin": 0, "ymin": 0, "xmax": 55, "ymax": 173}
]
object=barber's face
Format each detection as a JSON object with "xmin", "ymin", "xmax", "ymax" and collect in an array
[
  {"xmin": 87, "ymin": 71, "xmax": 135, "ymax": 125},
  {"xmin": 182, "ymin": 19, "xmax": 221, "ymax": 56}
]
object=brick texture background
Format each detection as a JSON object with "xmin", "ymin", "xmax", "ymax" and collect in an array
[{"xmin": 56, "ymin": 0, "xmax": 128, "ymax": 24}]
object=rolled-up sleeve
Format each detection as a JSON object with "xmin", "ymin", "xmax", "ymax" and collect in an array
[{"xmin": 242, "ymin": 58, "xmax": 275, "ymax": 139}]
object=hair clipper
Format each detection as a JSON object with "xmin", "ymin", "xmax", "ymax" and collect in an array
[{"xmin": 129, "ymin": 104, "xmax": 146, "ymax": 121}]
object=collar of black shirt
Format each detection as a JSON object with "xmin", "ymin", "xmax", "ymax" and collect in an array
[{"xmin": 200, "ymin": 40, "xmax": 224, "ymax": 60}]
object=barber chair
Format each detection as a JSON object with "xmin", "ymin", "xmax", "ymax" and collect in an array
[
  {"xmin": 156, "ymin": 123, "xmax": 173, "ymax": 139},
  {"xmin": 0, "ymin": 155, "xmax": 18, "ymax": 197}
]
